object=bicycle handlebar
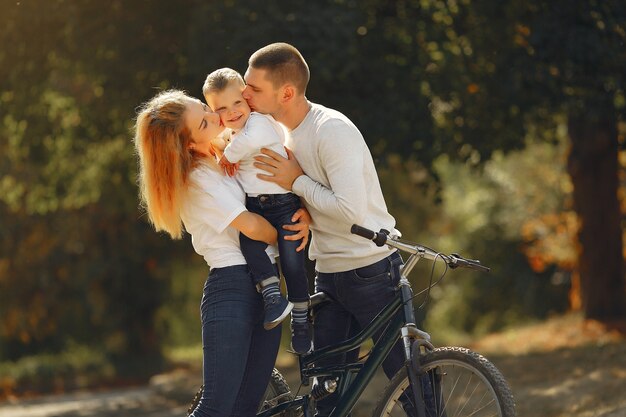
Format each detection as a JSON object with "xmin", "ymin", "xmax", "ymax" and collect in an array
[
  {"xmin": 350, "ymin": 224, "xmax": 490, "ymax": 273},
  {"xmin": 350, "ymin": 224, "xmax": 388, "ymax": 246}
]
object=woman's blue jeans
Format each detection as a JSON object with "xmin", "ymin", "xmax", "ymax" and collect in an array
[
  {"xmin": 190, "ymin": 264, "xmax": 281, "ymax": 417},
  {"xmin": 313, "ymin": 251, "xmax": 405, "ymax": 417}
]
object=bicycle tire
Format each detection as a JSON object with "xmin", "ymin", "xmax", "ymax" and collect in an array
[
  {"xmin": 373, "ymin": 346, "xmax": 515, "ymax": 417},
  {"xmin": 259, "ymin": 368, "xmax": 302, "ymax": 417},
  {"xmin": 187, "ymin": 368, "xmax": 299, "ymax": 416}
]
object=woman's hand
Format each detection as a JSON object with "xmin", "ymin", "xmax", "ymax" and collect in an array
[{"xmin": 283, "ymin": 207, "xmax": 312, "ymax": 252}]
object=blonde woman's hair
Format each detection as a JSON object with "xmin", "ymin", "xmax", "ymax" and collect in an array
[{"xmin": 133, "ymin": 89, "xmax": 197, "ymax": 239}]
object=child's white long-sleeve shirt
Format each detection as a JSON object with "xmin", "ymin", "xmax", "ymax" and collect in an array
[{"xmin": 223, "ymin": 112, "xmax": 291, "ymax": 197}]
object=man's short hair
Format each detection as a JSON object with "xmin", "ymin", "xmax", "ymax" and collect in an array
[
  {"xmin": 249, "ymin": 43, "xmax": 310, "ymax": 95},
  {"xmin": 202, "ymin": 68, "xmax": 244, "ymax": 96}
]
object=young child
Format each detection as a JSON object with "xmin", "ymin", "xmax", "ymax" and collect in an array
[{"xmin": 203, "ymin": 68, "xmax": 311, "ymax": 354}]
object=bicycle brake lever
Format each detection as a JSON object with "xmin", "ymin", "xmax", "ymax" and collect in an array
[
  {"xmin": 450, "ymin": 253, "xmax": 490, "ymax": 272},
  {"xmin": 452, "ymin": 253, "xmax": 482, "ymax": 264}
]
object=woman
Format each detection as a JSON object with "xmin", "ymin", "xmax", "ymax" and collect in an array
[{"xmin": 134, "ymin": 89, "xmax": 309, "ymax": 416}]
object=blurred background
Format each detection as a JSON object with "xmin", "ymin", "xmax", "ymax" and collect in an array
[{"xmin": 0, "ymin": 0, "xmax": 624, "ymax": 400}]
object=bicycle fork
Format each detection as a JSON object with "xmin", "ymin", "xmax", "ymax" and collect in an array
[{"xmin": 399, "ymin": 277, "xmax": 436, "ymax": 417}]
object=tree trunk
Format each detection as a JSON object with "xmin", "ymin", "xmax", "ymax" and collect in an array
[{"xmin": 567, "ymin": 108, "xmax": 626, "ymax": 321}]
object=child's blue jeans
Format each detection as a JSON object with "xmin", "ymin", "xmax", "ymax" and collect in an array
[{"xmin": 240, "ymin": 192, "xmax": 310, "ymax": 303}]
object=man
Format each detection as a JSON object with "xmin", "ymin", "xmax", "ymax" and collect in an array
[{"xmin": 243, "ymin": 43, "xmax": 405, "ymax": 416}]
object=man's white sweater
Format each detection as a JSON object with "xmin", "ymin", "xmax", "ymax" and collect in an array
[{"xmin": 287, "ymin": 102, "xmax": 397, "ymax": 273}]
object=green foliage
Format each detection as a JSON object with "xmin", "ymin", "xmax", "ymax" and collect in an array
[
  {"xmin": 0, "ymin": 343, "xmax": 114, "ymax": 395},
  {"xmin": 516, "ymin": 0, "xmax": 626, "ymax": 120},
  {"xmin": 0, "ymin": 0, "xmax": 194, "ymax": 363},
  {"xmin": 379, "ymin": 135, "xmax": 573, "ymax": 340},
  {"xmin": 423, "ymin": 138, "xmax": 573, "ymax": 338},
  {"xmin": 1, "ymin": 0, "xmax": 624, "ymax": 389},
  {"xmin": 155, "ymin": 260, "xmax": 207, "ymax": 348}
]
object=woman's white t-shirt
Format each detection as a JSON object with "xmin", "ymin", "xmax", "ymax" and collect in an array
[{"xmin": 181, "ymin": 163, "xmax": 276, "ymax": 268}]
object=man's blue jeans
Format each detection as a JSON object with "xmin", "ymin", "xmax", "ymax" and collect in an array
[
  {"xmin": 240, "ymin": 192, "xmax": 309, "ymax": 303},
  {"xmin": 190, "ymin": 264, "xmax": 281, "ymax": 417},
  {"xmin": 313, "ymin": 251, "xmax": 405, "ymax": 417}
]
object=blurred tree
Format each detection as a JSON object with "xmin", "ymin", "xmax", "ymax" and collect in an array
[
  {"xmin": 516, "ymin": 1, "xmax": 626, "ymax": 320},
  {"xmin": 1, "ymin": 0, "xmax": 623, "ymax": 374},
  {"xmin": 428, "ymin": 139, "xmax": 573, "ymax": 336},
  {"xmin": 0, "ymin": 0, "xmax": 197, "ymax": 365},
  {"xmin": 360, "ymin": 0, "xmax": 625, "ymax": 321}
]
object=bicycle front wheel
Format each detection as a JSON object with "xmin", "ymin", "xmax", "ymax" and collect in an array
[{"xmin": 373, "ymin": 346, "xmax": 515, "ymax": 417}]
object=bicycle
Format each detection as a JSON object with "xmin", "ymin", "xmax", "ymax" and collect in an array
[{"xmin": 188, "ymin": 224, "xmax": 516, "ymax": 417}]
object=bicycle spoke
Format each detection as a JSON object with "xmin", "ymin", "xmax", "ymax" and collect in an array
[
  {"xmin": 466, "ymin": 390, "xmax": 493, "ymax": 417},
  {"xmin": 425, "ymin": 359, "xmax": 505, "ymax": 417},
  {"xmin": 451, "ymin": 369, "xmax": 468, "ymax": 416},
  {"xmin": 429, "ymin": 371, "xmax": 445, "ymax": 417},
  {"xmin": 440, "ymin": 366, "xmax": 458, "ymax": 416},
  {"xmin": 453, "ymin": 374, "xmax": 479, "ymax": 417},
  {"xmin": 466, "ymin": 398, "xmax": 497, "ymax": 417}
]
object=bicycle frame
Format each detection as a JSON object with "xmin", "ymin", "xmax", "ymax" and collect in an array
[
  {"xmin": 257, "ymin": 296, "xmax": 409, "ymax": 417},
  {"xmin": 258, "ymin": 239, "xmax": 436, "ymax": 417}
]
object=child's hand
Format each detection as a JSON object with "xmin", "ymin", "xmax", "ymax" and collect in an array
[{"xmin": 218, "ymin": 155, "xmax": 239, "ymax": 177}]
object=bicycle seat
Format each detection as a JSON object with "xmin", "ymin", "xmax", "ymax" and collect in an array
[{"xmin": 310, "ymin": 291, "xmax": 332, "ymax": 308}]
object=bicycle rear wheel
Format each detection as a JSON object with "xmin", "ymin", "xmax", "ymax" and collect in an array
[
  {"xmin": 187, "ymin": 368, "xmax": 299, "ymax": 416},
  {"xmin": 373, "ymin": 346, "xmax": 515, "ymax": 417},
  {"xmin": 259, "ymin": 368, "xmax": 301, "ymax": 416}
]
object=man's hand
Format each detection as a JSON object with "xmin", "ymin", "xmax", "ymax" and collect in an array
[
  {"xmin": 283, "ymin": 207, "xmax": 312, "ymax": 252},
  {"xmin": 254, "ymin": 147, "xmax": 304, "ymax": 191},
  {"xmin": 218, "ymin": 155, "xmax": 239, "ymax": 177}
]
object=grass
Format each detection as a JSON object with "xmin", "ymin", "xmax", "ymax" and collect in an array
[
  {"xmin": 468, "ymin": 311, "xmax": 626, "ymax": 355},
  {"xmin": 0, "ymin": 345, "xmax": 115, "ymax": 400}
]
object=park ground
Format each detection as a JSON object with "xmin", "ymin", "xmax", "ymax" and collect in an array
[{"xmin": 0, "ymin": 312, "xmax": 625, "ymax": 417}]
